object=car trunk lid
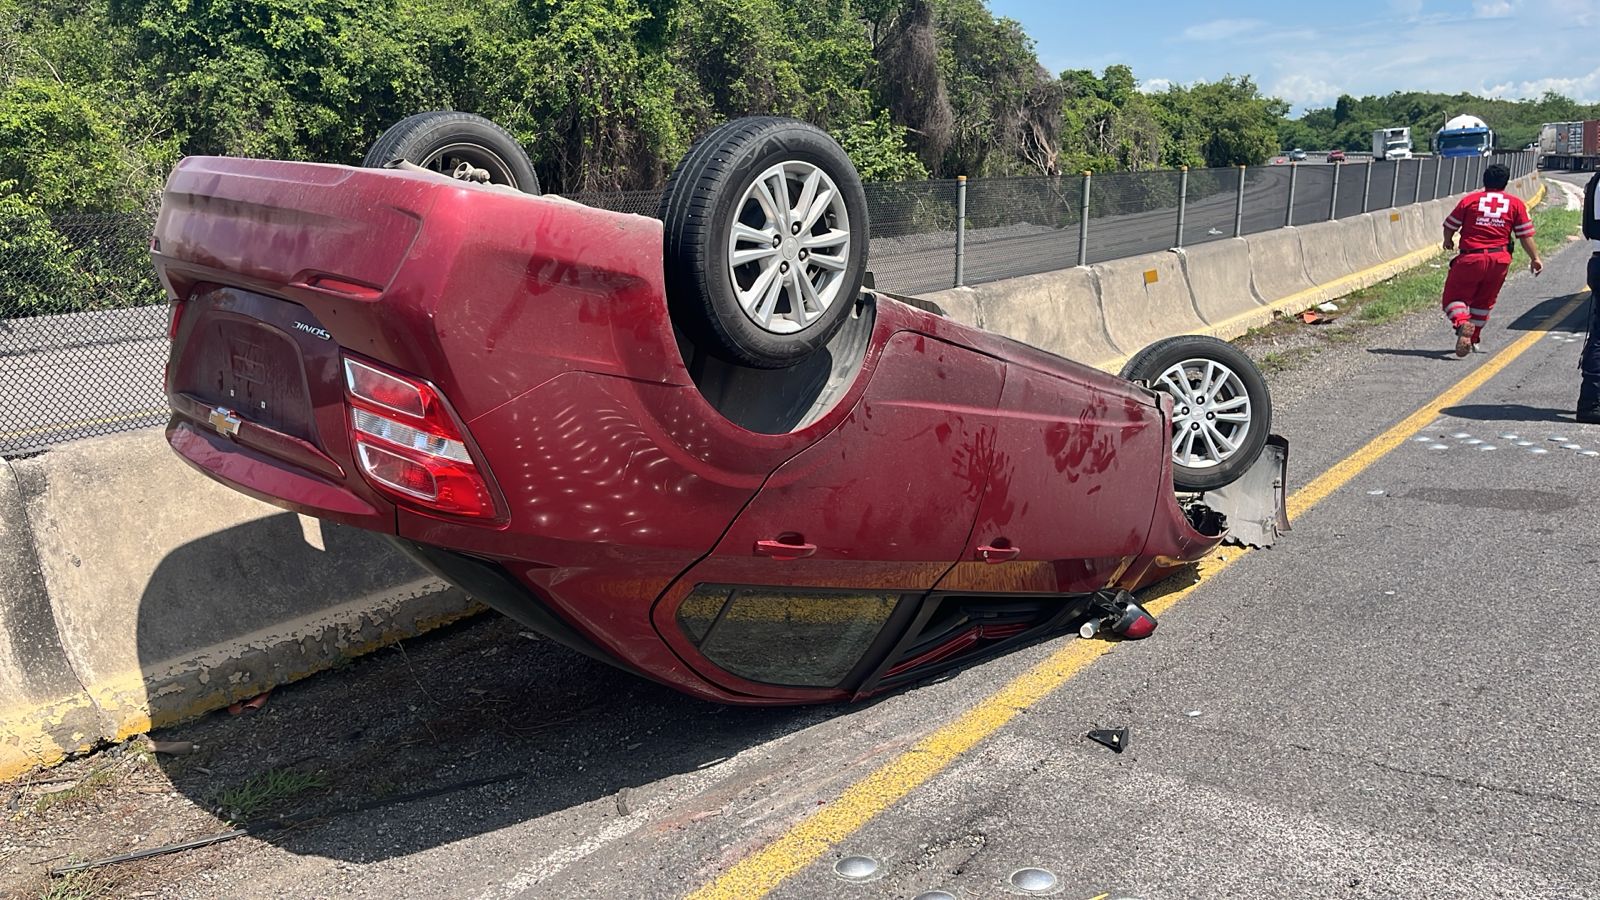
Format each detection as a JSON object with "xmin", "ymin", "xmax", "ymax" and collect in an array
[{"xmin": 152, "ymin": 157, "xmax": 452, "ymax": 529}]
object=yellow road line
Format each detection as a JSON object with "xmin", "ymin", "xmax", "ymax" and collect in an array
[
  {"xmin": 0, "ymin": 407, "xmax": 166, "ymax": 442},
  {"xmin": 686, "ymin": 288, "xmax": 1588, "ymax": 900},
  {"xmin": 1288, "ymin": 290, "xmax": 1584, "ymax": 520}
]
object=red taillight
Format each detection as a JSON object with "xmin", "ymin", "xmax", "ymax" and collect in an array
[
  {"xmin": 166, "ymin": 299, "xmax": 185, "ymax": 342},
  {"xmin": 344, "ymin": 358, "xmax": 428, "ymax": 418},
  {"xmin": 342, "ymin": 357, "xmax": 498, "ymax": 519}
]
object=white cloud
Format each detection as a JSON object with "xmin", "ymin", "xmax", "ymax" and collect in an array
[
  {"xmin": 1473, "ymin": 0, "xmax": 1516, "ymax": 17},
  {"xmin": 1271, "ymin": 74, "xmax": 1345, "ymax": 107},
  {"xmin": 1481, "ymin": 66, "xmax": 1600, "ymax": 103},
  {"xmin": 1181, "ymin": 18, "xmax": 1263, "ymax": 42},
  {"xmin": 1138, "ymin": 77, "xmax": 1174, "ymax": 94},
  {"xmin": 1242, "ymin": 3, "xmax": 1600, "ymax": 113}
]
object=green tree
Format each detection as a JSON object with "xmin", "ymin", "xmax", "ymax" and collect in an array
[
  {"xmin": 1153, "ymin": 75, "xmax": 1285, "ymax": 167},
  {"xmin": 832, "ymin": 112, "xmax": 928, "ymax": 181}
]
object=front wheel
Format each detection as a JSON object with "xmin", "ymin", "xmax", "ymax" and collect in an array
[{"xmin": 1121, "ymin": 335, "xmax": 1271, "ymax": 493}]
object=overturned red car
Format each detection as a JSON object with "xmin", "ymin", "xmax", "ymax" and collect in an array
[{"xmin": 152, "ymin": 114, "xmax": 1288, "ymax": 704}]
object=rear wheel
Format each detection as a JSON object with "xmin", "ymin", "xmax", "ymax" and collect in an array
[
  {"xmin": 362, "ymin": 111, "xmax": 540, "ymax": 195},
  {"xmin": 659, "ymin": 117, "xmax": 869, "ymax": 368},
  {"xmin": 1121, "ymin": 335, "xmax": 1271, "ymax": 492}
]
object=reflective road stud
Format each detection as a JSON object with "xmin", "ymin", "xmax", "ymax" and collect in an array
[
  {"xmin": 1008, "ymin": 868, "xmax": 1061, "ymax": 894},
  {"xmin": 833, "ymin": 856, "xmax": 880, "ymax": 882}
]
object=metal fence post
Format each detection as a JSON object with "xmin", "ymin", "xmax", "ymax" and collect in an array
[
  {"xmin": 953, "ymin": 175, "xmax": 967, "ymax": 288},
  {"xmin": 1329, "ymin": 161, "xmax": 1340, "ymax": 220},
  {"xmin": 1234, "ymin": 165, "xmax": 1246, "ymax": 237},
  {"xmin": 1285, "ymin": 162, "xmax": 1298, "ymax": 227},
  {"xmin": 1361, "ymin": 158, "xmax": 1373, "ymax": 212},
  {"xmin": 1413, "ymin": 158, "xmax": 1423, "ymax": 204},
  {"xmin": 1433, "ymin": 156, "xmax": 1442, "ymax": 199},
  {"xmin": 1449, "ymin": 157, "xmax": 1458, "ymax": 194},
  {"xmin": 1078, "ymin": 170, "xmax": 1091, "ymax": 265},
  {"xmin": 1390, "ymin": 159, "xmax": 1401, "ymax": 208},
  {"xmin": 1175, "ymin": 166, "xmax": 1188, "ymax": 248}
]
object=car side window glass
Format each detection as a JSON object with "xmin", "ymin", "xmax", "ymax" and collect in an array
[{"xmin": 680, "ymin": 587, "xmax": 901, "ymax": 688}]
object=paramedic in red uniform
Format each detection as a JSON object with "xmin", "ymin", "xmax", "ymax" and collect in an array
[{"xmin": 1440, "ymin": 164, "xmax": 1541, "ymax": 357}]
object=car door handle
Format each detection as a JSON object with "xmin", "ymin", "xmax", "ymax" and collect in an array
[
  {"xmin": 755, "ymin": 538, "xmax": 817, "ymax": 560},
  {"xmin": 978, "ymin": 543, "xmax": 1021, "ymax": 563}
]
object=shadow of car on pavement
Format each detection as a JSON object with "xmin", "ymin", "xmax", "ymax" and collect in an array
[
  {"xmin": 1439, "ymin": 403, "xmax": 1579, "ymax": 425},
  {"xmin": 138, "ymin": 513, "xmax": 826, "ymax": 864}
]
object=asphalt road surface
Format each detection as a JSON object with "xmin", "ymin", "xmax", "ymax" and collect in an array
[{"xmin": 16, "ymin": 177, "xmax": 1595, "ymax": 899}]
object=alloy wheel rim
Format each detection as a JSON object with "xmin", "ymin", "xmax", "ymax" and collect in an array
[
  {"xmin": 1156, "ymin": 358, "xmax": 1252, "ymax": 470},
  {"xmin": 725, "ymin": 161, "xmax": 852, "ymax": 335}
]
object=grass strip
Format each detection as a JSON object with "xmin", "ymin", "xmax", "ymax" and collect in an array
[{"xmin": 210, "ymin": 767, "xmax": 330, "ymax": 822}]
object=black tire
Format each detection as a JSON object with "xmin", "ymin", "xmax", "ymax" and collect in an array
[
  {"xmin": 1120, "ymin": 335, "xmax": 1271, "ymax": 493},
  {"xmin": 362, "ymin": 111, "xmax": 540, "ymax": 195},
  {"xmin": 658, "ymin": 117, "xmax": 869, "ymax": 368}
]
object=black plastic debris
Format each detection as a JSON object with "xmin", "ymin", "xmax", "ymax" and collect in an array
[{"xmin": 1087, "ymin": 727, "xmax": 1129, "ymax": 753}]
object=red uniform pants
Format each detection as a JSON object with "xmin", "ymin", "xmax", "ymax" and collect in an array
[{"xmin": 1441, "ymin": 252, "xmax": 1511, "ymax": 342}]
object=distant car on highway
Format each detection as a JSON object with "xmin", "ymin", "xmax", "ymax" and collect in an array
[
  {"xmin": 1288, "ymin": 148, "xmax": 1308, "ymax": 162},
  {"xmin": 1327, "ymin": 149, "xmax": 1347, "ymax": 163}
]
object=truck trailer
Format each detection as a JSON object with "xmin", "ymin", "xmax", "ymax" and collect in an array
[{"xmin": 1538, "ymin": 120, "xmax": 1600, "ymax": 170}]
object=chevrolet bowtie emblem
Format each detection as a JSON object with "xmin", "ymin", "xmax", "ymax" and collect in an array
[{"xmin": 208, "ymin": 407, "xmax": 242, "ymax": 438}]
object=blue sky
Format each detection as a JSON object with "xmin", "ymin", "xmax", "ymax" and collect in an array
[{"xmin": 985, "ymin": 0, "xmax": 1600, "ymax": 116}]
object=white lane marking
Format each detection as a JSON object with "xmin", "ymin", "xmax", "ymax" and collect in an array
[
  {"xmin": 1554, "ymin": 178, "xmax": 1584, "ymax": 211},
  {"xmin": 479, "ymin": 724, "xmax": 820, "ymax": 900}
]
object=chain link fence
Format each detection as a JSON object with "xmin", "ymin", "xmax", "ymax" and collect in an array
[
  {"xmin": 0, "ymin": 151, "xmax": 1537, "ymax": 456},
  {"xmin": 2, "ymin": 209, "xmax": 171, "ymax": 456}
]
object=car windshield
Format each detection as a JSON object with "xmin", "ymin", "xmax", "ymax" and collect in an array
[{"xmin": 1437, "ymin": 132, "xmax": 1490, "ymax": 151}]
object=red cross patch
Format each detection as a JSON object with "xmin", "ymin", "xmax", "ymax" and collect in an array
[{"xmin": 1477, "ymin": 194, "xmax": 1510, "ymax": 218}]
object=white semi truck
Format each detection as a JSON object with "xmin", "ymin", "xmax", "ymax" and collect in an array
[{"xmin": 1371, "ymin": 127, "xmax": 1413, "ymax": 160}]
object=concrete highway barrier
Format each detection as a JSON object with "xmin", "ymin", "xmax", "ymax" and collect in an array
[
  {"xmin": 1175, "ymin": 239, "xmax": 1264, "ymax": 329},
  {"xmin": 0, "ymin": 173, "xmax": 1543, "ymax": 778},
  {"xmin": 1337, "ymin": 214, "xmax": 1385, "ymax": 272},
  {"xmin": 1395, "ymin": 207, "xmax": 1431, "ymax": 252},
  {"xmin": 1370, "ymin": 209, "xmax": 1409, "ymax": 261},
  {"xmin": 1296, "ymin": 220, "xmax": 1357, "ymax": 295},
  {"xmin": 929, "ymin": 173, "xmax": 1544, "ymax": 372},
  {"xmin": 1243, "ymin": 227, "xmax": 1318, "ymax": 305},
  {"xmin": 1090, "ymin": 252, "xmax": 1204, "ymax": 355},
  {"xmin": 1, "ymin": 429, "xmax": 479, "ymax": 778},
  {"xmin": 0, "ymin": 461, "xmax": 101, "ymax": 776},
  {"xmin": 930, "ymin": 267, "xmax": 1120, "ymax": 365}
]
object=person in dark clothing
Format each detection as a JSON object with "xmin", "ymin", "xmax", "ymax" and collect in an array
[{"xmin": 1581, "ymin": 172, "xmax": 1600, "ymax": 424}]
